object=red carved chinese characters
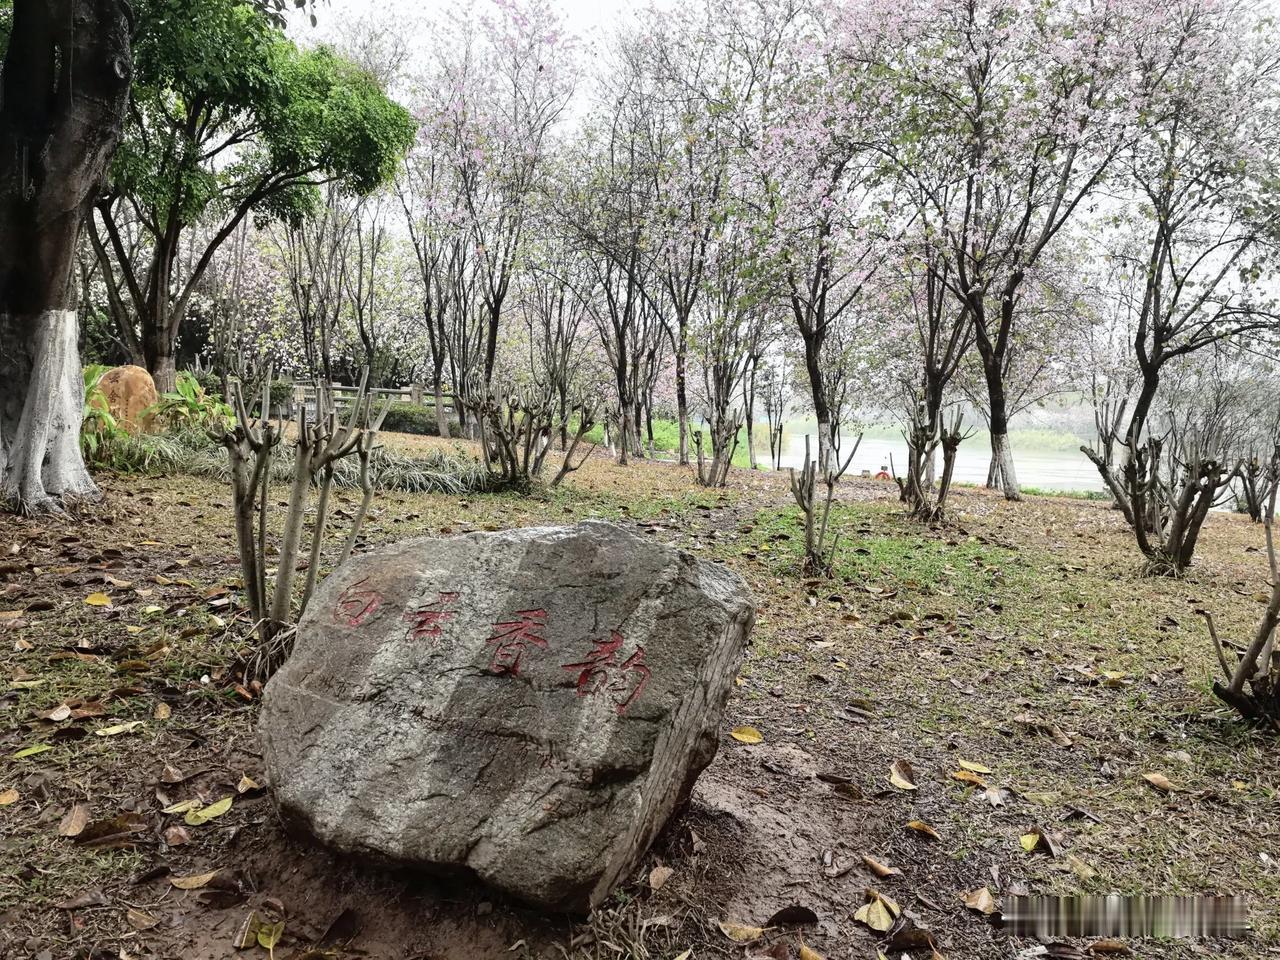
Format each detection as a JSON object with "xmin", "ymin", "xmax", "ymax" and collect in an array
[
  {"xmin": 561, "ymin": 631, "xmax": 651, "ymax": 714},
  {"xmin": 485, "ymin": 608, "xmax": 548, "ymax": 675},
  {"xmin": 334, "ymin": 577, "xmax": 382, "ymax": 626},
  {"xmin": 403, "ymin": 591, "xmax": 461, "ymax": 641}
]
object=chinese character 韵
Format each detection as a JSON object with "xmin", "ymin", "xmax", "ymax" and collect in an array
[{"xmin": 561, "ymin": 630, "xmax": 651, "ymax": 714}]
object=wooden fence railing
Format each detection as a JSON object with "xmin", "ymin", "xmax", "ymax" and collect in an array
[{"xmin": 291, "ymin": 381, "xmax": 454, "ymax": 411}]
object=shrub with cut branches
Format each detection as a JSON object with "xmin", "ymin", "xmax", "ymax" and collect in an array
[
  {"xmin": 212, "ymin": 372, "xmax": 388, "ymax": 679},
  {"xmin": 471, "ymin": 375, "xmax": 597, "ymax": 489},
  {"xmin": 789, "ymin": 433, "xmax": 860, "ymax": 576},
  {"xmin": 694, "ymin": 409, "xmax": 742, "ymax": 489},
  {"xmin": 896, "ymin": 403, "xmax": 970, "ymax": 523},
  {"xmin": 1086, "ymin": 361, "xmax": 1250, "ymax": 576},
  {"xmin": 1199, "ymin": 449, "xmax": 1280, "ymax": 730}
]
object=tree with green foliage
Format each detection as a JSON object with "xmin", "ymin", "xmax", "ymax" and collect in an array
[
  {"xmin": 87, "ymin": 0, "xmax": 415, "ymax": 392},
  {"xmin": 0, "ymin": 0, "xmax": 319, "ymax": 511}
]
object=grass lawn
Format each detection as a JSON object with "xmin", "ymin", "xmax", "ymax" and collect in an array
[{"xmin": 1, "ymin": 437, "xmax": 1275, "ymax": 959}]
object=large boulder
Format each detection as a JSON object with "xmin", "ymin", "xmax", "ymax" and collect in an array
[
  {"xmin": 259, "ymin": 521, "xmax": 753, "ymax": 912},
  {"xmin": 94, "ymin": 365, "xmax": 159, "ymax": 432}
]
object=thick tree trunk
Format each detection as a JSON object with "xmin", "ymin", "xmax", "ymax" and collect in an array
[
  {"xmin": 980, "ymin": 356, "xmax": 1020, "ymax": 501},
  {"xmin": 151, "ymin": 353, "xmax": 178, "ymax": 394},
  {"xmin": 798, "ymin": 327, "xmax": 832, "ymax": 472},
  {"xmin": 0, "ymin": 311, "xmax": 97, "ymax": 506},
  {"xmin": 988, "ymin": 431, "xmax": 1019, "ymax": 500},
  {"xmin": 434, "ymin": 377, "xmax": 450, "ymax": 439},
  {"xmin": 0, "ymin": 0, "xmax": 133, "ymax": 511},
  {"xmin": 675, "ymin": 333, "xmax": 689, "ymax": 465}
]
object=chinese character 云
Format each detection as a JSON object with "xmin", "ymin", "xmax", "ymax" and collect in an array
[
  {"xmin": 403, "ymin": 591, "xmax": 461, "ymax": 641},
  {"xmin": 486, "ymin": 608, "xmax": 548, "ymax": 675}
]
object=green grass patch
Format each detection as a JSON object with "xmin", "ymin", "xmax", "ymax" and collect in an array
[{"xmin": 740, "ymin": 501, "xmax": 1027, "ymax": 597}]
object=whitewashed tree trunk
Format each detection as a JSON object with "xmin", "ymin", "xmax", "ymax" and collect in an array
[
  {"xmin": 0, "ymin": 0, "xmax": 132, "ymax": 513},
  {"xmin": 0, "ymin": 311, "xmax": 97, "ymax": 510},
  {"xmin": 816, "ymin": 417, "xmax": 833, "ymax": 475},
  {"xmin": 989, "ymin": 431, "xmax": 1021, "ymax": 501}
]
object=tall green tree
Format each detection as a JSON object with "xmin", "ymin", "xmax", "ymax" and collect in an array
[
  {"xmin": 0, "ymin": 0, "xmax": 315, "ymax": 511},
  {"xmin": 88, "ymin": 0, "xmax": 415, "ymax": 391}
]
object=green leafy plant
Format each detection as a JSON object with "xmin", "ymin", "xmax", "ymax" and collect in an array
[
  {"xmin": 81, "ymin": 365, "xmax": 129, "ymax": 466},
  {"xmin": 145, "ymin": 371, "xmax": 234, "ymax": 430}
]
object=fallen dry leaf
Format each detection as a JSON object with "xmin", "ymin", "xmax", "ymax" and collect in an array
[
  {"xmin": 1013, "ymin": 711, "xmax": 1073, "ymax": 748},
  {"xmin": 170, "ymin": 869, "xmax": 221, "ymax": 890},
  {"xmin": 74, "ymin": 812, "xmax": 148, "ymax": 848},
  {"xmin": 84, "ymin": 592, "xmax": 112, "ymax": 607},
  {"xmin": 57, "ymin": 803, "xmax": 90, "ymax": 837},
  {"xmin": 55, "ymin": 888, "xmax": 109, "ymax": 910},
  {"xmin": 730, "ymin": 725, "xmax": 763, "ymax": 744},
  {"xmin": 649, "ymin": 865, "xmax": 674, "ymax": 890},
  {"xmin": 853, "ymin": 889, "xmax": 900, "ymax": 932},
  {"xmin": 885, "ymin": 923, "xmax": 943, "ymax": 959},
  {"xmin": 1067, "ymin": 853, "xmax": 1098, "ymax": 882},
  {"xmin": 798, "ymin": 940, "xmax": 826, "ymax": 960},
  {"xmin": 38, "ymin": 703, "xmax": 72, "ymax": 722},
  {"xmin": 888, "ymin": 759, "xmax": 918, "ymax": 791},
  {"xmin": 959, "ymin": 759, "xmax": 992, "ymax": 774},
  {"xmin": 234, "ymin": 911, "xmax": 264, "ymax": 949},
  {"xmin": 1019, "ymin": 827, "xmax": 1061, "ymax": 858},
  {"xmin": 164, "ymin": 824, "xmax": 192, "ymax": 846},
  {"xmin": 717, "ymin": 919, "xmax": 765, "ymax": 943},
  {"xmin": 236, "ymin": 774, "xmax": 261, "ymax": 794},
  {"xmin": 127, "ymin": 907, "xmax": 159, "ymax": 930},
  {"xmin": 983, "ymin": 786, "xmax": 1010, "ymax": 808},
  {"xmin": 860, "ymin": 854, "xmax": 901, "ymax": 878},
  {"xmin": 961, "ymin": 886, "xmax": 999, "ymax": 915},
  {"xmin": 1142, "ymin": 772, "xmax": 1175, "ymax": 793},
  {"xmin": 184, "ymin": 795, "xmax": 233, "ymax": 826},
  {"xmin": 905, "ymin": 819, "xmax": 941, "ymax": 841},
  {"xmin": 257, "ymin": 919, "xmax": 285, "ymax": 951},
  {"xmin": 951, "ymin": 769, "xmax": 987, "ymax": 789},
  {"xmin": 95, "ymin": 721, "xmax": 143, "ymax": 737}
]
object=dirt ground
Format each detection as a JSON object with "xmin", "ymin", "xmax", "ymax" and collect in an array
[{"xmin": 2, "ymin": 440, "xmax": 1277, "ymax": 960}]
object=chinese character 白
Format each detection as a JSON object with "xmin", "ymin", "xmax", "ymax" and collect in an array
[
  {"xmin": 486, "ymin": 608, "xmax": 549, "ymax": 675},
  {"xmin": 561, "ymin": 630, "xmax": 651, "ymax": 714},
  {"xmin": 403, "ymin": 591, "xmax": 461, "ymax": 641},
  {"xmin": 335, "ymin": 577, "xmax": 382, "ymax": 626}
]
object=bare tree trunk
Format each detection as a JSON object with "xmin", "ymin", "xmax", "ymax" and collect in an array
[
  {"xmin": 676, "ymin": 343, "xmax": 689, "ymax": 465},
  {"xmin": 0, "ymin": 0, "xmax": 133, "ymax": 511},
  {"xmin": 434, "ymin": 378, "xmax": 449, "ymax": 439}
]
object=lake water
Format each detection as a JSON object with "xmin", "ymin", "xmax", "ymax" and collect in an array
[{"xmin": 777, "ymin": 433, "xmax": 1105, "ymax": 493}]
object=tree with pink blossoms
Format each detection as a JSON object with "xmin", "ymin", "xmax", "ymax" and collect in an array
[
  {"xmin": 862, "ymin": 0, "xmax": 1140, "ymax": 500},
  {"xmin": 1080, "ymin": 0, "xmax": 1280, "ymax": 575},
  {"xmin": 429, "ymin": 0, "xmax": 574, "ymax": 400}
]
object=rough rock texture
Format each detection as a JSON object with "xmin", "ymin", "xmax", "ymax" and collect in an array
[
  {"xmin": 95, "ymin": 365, "xmax": 158, "ymax": 432},
  {"xmin": 259, "ymin": 521, "xmax": 754, "ymax": 912}
]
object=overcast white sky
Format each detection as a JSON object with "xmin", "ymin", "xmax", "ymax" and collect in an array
[{"xmin": 288, "ymin": 0, "xmax": 648, "ymax": 55}]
